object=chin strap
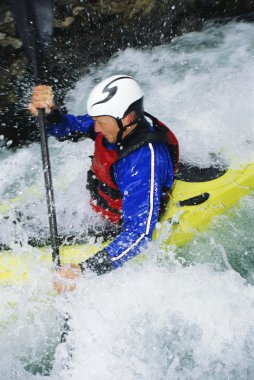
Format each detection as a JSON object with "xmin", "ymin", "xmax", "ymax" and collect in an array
[{"xmin": 116, "ymin": 116, "xmax": 143, "ymax": 144}]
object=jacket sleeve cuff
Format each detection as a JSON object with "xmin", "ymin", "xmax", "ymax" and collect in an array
[
  {"xmin": 79, "ymin": 249, "xmax": 113, "ymax": 275},
  {"xmin": 46, "ymin": 106, "xmax": 64, "ymax": 124}
]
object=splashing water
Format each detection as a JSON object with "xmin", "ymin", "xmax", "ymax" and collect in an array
[{"xmin": 0, "ymin": 21, "xmax": 254, "ymax": 379}]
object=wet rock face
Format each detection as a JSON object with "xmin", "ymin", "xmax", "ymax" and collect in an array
[
  {"xmin": 0, "ymin": 0, "xmax": 253, "ymax": 148},
  {"xmin": 199, "ymin": 0, "xmax": 254, "ymax": 18}
]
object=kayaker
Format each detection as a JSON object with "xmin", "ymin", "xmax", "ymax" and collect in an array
[{"xmin": 28, "ymin": 75, "xmax": 179, "ymax": 292}]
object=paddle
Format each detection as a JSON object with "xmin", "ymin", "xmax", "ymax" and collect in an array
[{"xmin": 10, "ymin": 0, "xmax": 60, "ymax": 267}]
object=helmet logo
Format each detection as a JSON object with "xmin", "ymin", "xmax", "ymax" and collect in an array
[{"xmin": 92, "ymin": 76, "xmax": 131, "ymax": 108}]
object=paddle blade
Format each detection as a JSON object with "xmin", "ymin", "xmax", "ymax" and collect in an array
[{"xmin": 9, "ymin": 0, "xmax": 54, "ymax": 81}]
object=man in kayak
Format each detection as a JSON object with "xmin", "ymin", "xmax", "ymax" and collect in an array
[{"xmin": 29, "ymin": 75, "xmax": 179, "ymax": 291}]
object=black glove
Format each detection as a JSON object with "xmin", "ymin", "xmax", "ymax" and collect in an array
[{"xmin": 79, "ymin": 249, "xmax": 113, "ymax": 275}]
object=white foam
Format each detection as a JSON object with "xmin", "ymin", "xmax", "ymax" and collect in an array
[{"xmin": 51, "ymin": 263, "xmax": 254, "ymax": 380}]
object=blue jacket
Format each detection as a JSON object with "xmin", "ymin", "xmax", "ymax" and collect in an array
[{"xmin": 47, "ymin": 113, "xmax": 174, "ymax": 272}]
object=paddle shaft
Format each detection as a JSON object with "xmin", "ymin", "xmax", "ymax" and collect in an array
[
  {"xmin": 37, "ymin": 109, "xmax": 60, "ymax": 267},
  {"xmin": 9, "ymin": 0, "xmax": 61, "ymax": 266}
]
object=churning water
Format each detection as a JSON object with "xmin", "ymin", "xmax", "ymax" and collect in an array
[{"xmin": 0, "ymin": 20, "xmax": 254, "ymax": 379}]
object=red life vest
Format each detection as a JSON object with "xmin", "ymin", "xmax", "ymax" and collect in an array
[{"xmin": 86, "ymin": 113, "xmax": 179, "ymax": 224}]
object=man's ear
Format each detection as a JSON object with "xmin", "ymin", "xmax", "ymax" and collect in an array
[
  {"xmin": 124, "ymin": 114, "xmax": 131, "ymax": 124},
  {"xmin": 123, "ymin": 111, "xmax": 136, "ymax": 125}
]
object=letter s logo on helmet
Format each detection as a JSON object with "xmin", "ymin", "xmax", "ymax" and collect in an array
[{"xmin": 87, "ymin": 75, "xmax": 144, "ymax": 119}]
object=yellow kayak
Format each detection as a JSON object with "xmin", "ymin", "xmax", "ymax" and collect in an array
[{"xmin": 1, "ymin": 163, "xmax": 254, "ymax": 285}]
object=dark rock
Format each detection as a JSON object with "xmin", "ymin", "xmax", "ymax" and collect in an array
[
  {"xmin": 0, "ymin": 0, "xmax": 253, "ymax": 148},
  {"xmin": 199, "ymin": 0, "xmax": 254, "ymax": 18}
]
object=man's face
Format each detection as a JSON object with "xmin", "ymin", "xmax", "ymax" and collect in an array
[{"xmin": 93, "ymin": 116, "xmax": 119, "ymax": 143}]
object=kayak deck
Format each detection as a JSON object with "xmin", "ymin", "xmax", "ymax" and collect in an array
[{"xmin": 158, "ymin": 163, "xmax": 254, "ymax": 247}]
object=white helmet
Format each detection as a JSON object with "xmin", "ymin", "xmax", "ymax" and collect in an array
[{"xmin": 87, "ymin": 75, "xmax": 144, "ymax": 119}]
